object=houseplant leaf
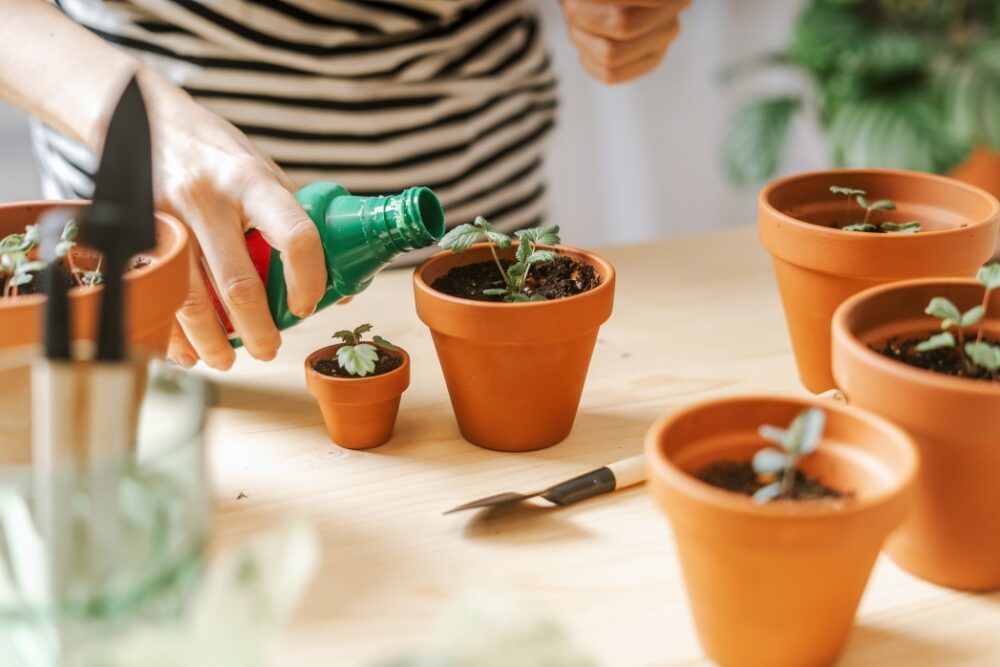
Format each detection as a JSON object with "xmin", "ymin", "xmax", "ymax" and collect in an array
[
  {"xmin": 978, "ymin": 263, "xmax": 1000, "ymax": 290},
  {"xmin": 722, "ymin": 96, "xmax": 802, "ymax": 184},
  {"xmin": 752, "ymin": 482, "xmax": 783, "ymax": 504},
  {"xmin": 966, "ymin": 342, "xmax": 1000, "ymax": 371},
  {"xmin": 752, "ymin": 448, "xmax": 788, "ymax": 475},
  {"xmin": 925, "ymin": 297, "xmax": 961, "ymax": 326}
]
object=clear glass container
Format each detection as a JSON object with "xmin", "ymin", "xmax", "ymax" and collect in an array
[{"xmin": 0, "ymin": 356, "xmax": 210, "ymax": 666}]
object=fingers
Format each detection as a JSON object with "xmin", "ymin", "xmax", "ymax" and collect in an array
[
  {"xmin": 563, "ymin": 0, "xmax": 687, "ymax": 39},
  {"xmin": 173, "ymin": 182, "xmax": 281, "ymax": 361},
  {"xmin": 167, "ymin": 320, "xmax": 198, "ymax": 369},
  {"xmin": 242, "ymin": 179, "xmax": 327, "ymax": 319},
  {"xmin": 561, "ymin": 0, "xmax": 688, "ymax": 84},
  {"xmin": 174, "ymin": 242, "xmax": 236, "ymax": 370}
]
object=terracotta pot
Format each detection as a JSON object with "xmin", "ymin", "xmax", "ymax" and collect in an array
[
  {"xmin": 413, "ymin": 244, "xmax": 615, "ymax": 452},
  {"xmin": 0, "ymin": 200, "xmax": 189, "ymax": 353},
  {"xmin": 833, "ymin": 278, "xmax": 1000, "ymax": 590},
  {"xmin": 760, "ymin": 169, "xmax": 999, "ymax": 393},
  {"xmin": 646, "ymin": 395, "xmax": 917, "ymax": 667},
  {"xmin": 952, "ymin": 147, "xmax": 1000, "ymax": 203},
  {"xmin": 304, "ymin": 344, "xmax": 410, "ymax": 450}
]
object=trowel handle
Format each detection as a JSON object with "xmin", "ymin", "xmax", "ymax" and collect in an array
[{"xmin": 540, "ymin": 454, "xmax": 647, "ymax": 506}]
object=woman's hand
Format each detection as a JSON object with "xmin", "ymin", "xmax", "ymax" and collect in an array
[
  {"xmin": 141, "ymin": 71, "xmax": 328, "ymax": 370},
  {"xmin": 560, "ymin": 0, "xmax": 691, "ymax": 84}
]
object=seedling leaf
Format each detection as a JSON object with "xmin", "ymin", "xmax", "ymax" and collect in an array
[
  {"xmin": 752, "ymin": 482, "xmax": 782, "ymax": 504},
  {"xmin": 881, "ymin": 221, "xmax": 920, "ymax": 233},
  {"xmin": 9, "ymin": 273, "xmax": 33, "ymax": 287},
  {"xmin": 482, "ymin": 288, "xmax": 508, "ymax": 295},
  {"xmin": 371, "ymin": 335, "xmax": 399, "ymax": 351},
  {"xmin": 752, "ymin": 448, "xmax": 788, "ymax": 475},
  {"xmin": 916, "ymin": 332, "xmax": 956, "ymax": 352},
  {"xmin": 926, "ymin": 297, "xmax": 962, "ymax": 325},
  {"xmin": 758, "ymin": 424, "xmax": 788, "ymax": 448},
  {"xmin": 961, "ymin": 305, "xmax": 985, "ymax": 327},
  {"xmin": 978, "ymin": 263, "xmax": 1000, "ymax": 291},
  {"xmin": 516, "ymin": 225, "xmax": 561, "ymax": 246},
  {"xmin": 332, "ymin": 329, "xmax": 357, "ymax": 344},
  {"xmin": 856, "ymin": 195, "xmax": 870, "ymax": 209},
  {"xmin": 336, "ymin": 343, "xmax": 379, "ymax": 377},
  {"xmin": 843, "ymin": 223, "xmax": 877, "ymax": 232},
  {"xmin": 353, "ymin": 323, "xmax": 373, "ymax": 338},
  {"xmin": 794, "ymin": 408, "xmax": 826, "ymax": 455},
  {"xmin": 868, "ymin": 199, "xmax": 896, "ymax": 211},
  {"xmin": 528, "ymin": 293, "xmax": 547, "ymax": 302},
  {"xmin": 439, "ymin": 223, "xmax": 480, "ymax": 253},
  {"xmin": 515, "ymin": 241, "xmax": 532, "ymax": 264},
  {"xmin": 527, "ymin": 250, "xmax": 559, "ymax": 265},
  {"xmin": 966, "ymin": 342, "xmax": 1000, "ymax": 371},
  {"xmin": 830, "ymin": 186, "xmax": 866, "ymax": 196}
]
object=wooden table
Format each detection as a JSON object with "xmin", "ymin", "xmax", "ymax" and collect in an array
[{"xmin": 204, "ymin": 226, "xmax": 1000, "ymax": 667}]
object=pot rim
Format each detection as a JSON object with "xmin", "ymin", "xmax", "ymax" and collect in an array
[
  {"xmin": 759, "ymin": 168, "xmax": 1000, "ymax": 241},
  {"xmin": 833, "ymin": 277, "xmax": 1000, "ymax": 397},
  {"xmin": 645, "ymin": 394, "xmax": 919, "ymax": 519},
  {"xmin": 412, "ymin": 243, "xmax": 616, "ymax": 310},
  {"xmin": 0, "ymin": 199, "xmax": 188, "ymax": 308},
  {"xmin": 305, "ymin": 342, "xmax": 410, "ymax": 386}
]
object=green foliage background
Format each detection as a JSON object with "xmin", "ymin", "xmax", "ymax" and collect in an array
[{"xmin": 723, "ymin": 0, "xmax": 1000, "ymax": 184}]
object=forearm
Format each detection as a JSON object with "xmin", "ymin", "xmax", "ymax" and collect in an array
[{"xmin": 0, "ymin": 0, "xmax": 144, "ymax": 148}]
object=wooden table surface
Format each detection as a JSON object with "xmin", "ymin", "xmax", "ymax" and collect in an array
[{"xmin": 204, "ymin": 225, "xmax": 1000, "ymax": 667}]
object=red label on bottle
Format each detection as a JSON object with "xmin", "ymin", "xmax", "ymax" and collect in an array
[{"xmin": 203, "ymin": 230, "xmax": 273, "ymax": 340}]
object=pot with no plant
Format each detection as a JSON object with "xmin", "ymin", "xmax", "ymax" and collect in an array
[
  {"xmin": 833, "ymin": 264, "xmax": 1000, "ymax": 590},
  {"xmin": 413, "ymin": 217, "xmax": 615, "ymax": 452},
  {"xmin": 760, "ymin": 169, "xmax": 1000, "ymax": 393},
  {"xmin": 305, "ymin": 324, "xmax": 409, "ymax": 450},
  {"xmin": 646, "ymin": 396, "xmax": 917, "ymax": 667}
]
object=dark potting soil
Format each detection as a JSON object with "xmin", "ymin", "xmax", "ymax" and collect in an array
[
  {"xmin": 313, "ymin": 350, "xmax": 403, "ymax": 378},
  {"xmin": 695, "ymin": 460, "xmax": 848, "ymax": 502},
  {"xmin": 876, "ymin": 336, "xmax": 1000, "ymax": 383},
  {"xmin": 431, "ymin": 255, "xmax": 601, "ymax": 302},
  {"xmin": 9, "ymin": 255, "xmax": 153, "ymax": 297}
]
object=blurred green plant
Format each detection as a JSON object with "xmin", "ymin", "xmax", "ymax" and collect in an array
[{"xmin": 722, "ymin": 0, "xmax": 1000, "ymax": 184}]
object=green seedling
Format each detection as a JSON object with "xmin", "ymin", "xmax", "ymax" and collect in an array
[
  {"xmin": 830, "ymin": 186, "xmax": 920, "ymax": 233},
  {"xmin": 751, "ymin": 407, "xmax": 826, "ymax": 504},
  {"xmin": 0, "ymin": 218, "xmax": 100, "ymax": 297},
  {"xmin": 331, "ymin": 323, "xmax": 399, "ymax": 377},
  {"xmin": 438, "ymin": 216, "xmax": 561, "ymax": 302},
  {"xmin": 916, "ymin": 263, "xmax": 1000, "ymax": 378}
]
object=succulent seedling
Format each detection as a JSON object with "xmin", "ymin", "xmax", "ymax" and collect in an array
[
  {"xmin": 829, "ymin": 186, "xmax": 920, "ymax": 233},
  {"xmin": 438, "ymin": 216, "xmax": 561, "ymax": 302},
  {"xmin": 751, "ymin": 407, "xmax": 826, "ymax": 503},
  {"xmin": 916, "ymin": 263, "xmax": 1000, "ymax": 378},
  {"xmin": 0, "ymin": 218, "xmax": 102, "ymax": 297},
  {"xmin": 331, "ymin": 324, "xmax": 399, "ymax": 377}
]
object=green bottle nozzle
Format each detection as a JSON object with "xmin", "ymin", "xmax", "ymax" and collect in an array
[{"xmin": 218, "ymin": 182, "xmax": 445, "ymax": 348}]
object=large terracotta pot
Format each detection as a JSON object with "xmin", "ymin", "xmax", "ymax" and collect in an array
[
  {"xmin": 833, "ymin": 278, "xmax": 1000, "ymax": 590},
  {"xmin": 646, "ymin": 395, "xmax": 917, "ymax": 667},
  {"xmin": 304, "ymin": 344, "xmax": 410, "ymax": 450},
  {"xmin": 760, "ymin": 169, "xmax": 999, "ymax": 393},
  {"xmin": 0, "ymin": 200, "xmax": 189, "ymax": 353},
  {"xmin": 413, "ymin": 244, "xmax": 615, "ymax": 452},
  {"xmin": 952, "ymin": 147, "xmax": 1000, "ymax": 203}
]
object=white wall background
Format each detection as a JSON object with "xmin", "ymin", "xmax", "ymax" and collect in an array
[{"xmin": 0, "ymin": 0, "xmax": 826, "ymax": 247}]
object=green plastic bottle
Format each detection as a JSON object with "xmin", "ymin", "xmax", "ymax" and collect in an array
[{"xmin": 208, "ymin": 182, "xmax": 445, "ymax": 348}]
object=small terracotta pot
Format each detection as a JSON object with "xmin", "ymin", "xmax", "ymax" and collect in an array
[
  {"xmin": 413, "ymin": 243, "xmax": 615, "ymax": 452},
  {"xmin": 833, "ymin": 278, "xmax": 1000, "ymax": 590},
  {"xmin": 304, "ymin": 344, "xmax": 410, "ymax": 450},
  {"xmin": 0, "ymin": 200, "xmax": 189, "ymax": 354},
  {"xmin": 760, "ymin": 169, "xmax": 999, "ymax": 393},
  {"xmin": 646, "ymin": 395, "xmax": 917, "ymax": 667}
]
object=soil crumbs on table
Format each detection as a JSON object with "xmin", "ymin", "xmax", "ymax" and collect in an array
[
  {"xmin": 877, "ymin": 336, "xmax": 1000, "ymax": 383},
  {"xmin": 431, "ymin": 255, "xmax": 601, "ymax": 302},
  {"xmin": 696, "ymin": 461, "xmax": 848, "ymax": 502},
  {"xmin": 313, "ymin": 351, "xmax": 403, "ymax": 378}
]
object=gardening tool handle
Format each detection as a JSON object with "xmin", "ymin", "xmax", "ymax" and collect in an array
[{"xmin": 542, "ymin": 455, "xmax": 647, "ymax": 506}]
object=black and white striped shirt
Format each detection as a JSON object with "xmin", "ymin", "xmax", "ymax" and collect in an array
[{"xmin": 34, "ymin": 0, "xmax": 557, "ymax": 242}]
